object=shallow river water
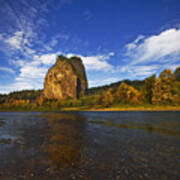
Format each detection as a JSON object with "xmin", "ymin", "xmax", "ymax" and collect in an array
[{"xmin": 0, "ymin": 111, "xmax": 180, "ymax": 179}]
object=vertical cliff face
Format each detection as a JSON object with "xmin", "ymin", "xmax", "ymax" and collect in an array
[
  {"xmin": 43, "ymin": 55, "xmax": 88, "ymax": 100},
  {"xmin": 174, "ymin": 67, "xmax": 180, "ymax": 81}
]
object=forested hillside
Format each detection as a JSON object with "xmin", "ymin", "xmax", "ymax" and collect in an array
[{"xmin": 0, "ymin": 67, "xmax": 180, "ymax": 110}]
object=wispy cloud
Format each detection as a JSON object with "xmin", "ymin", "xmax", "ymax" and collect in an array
[
  {"xmin": 126, "ymin": 35, "xmax": 145, "ymax": 51},
  {"xmin": 1, "ymin": 51, "xmax": 115, "ymax": 92},
  {"xmin": 15, "ymin": 52, "xmax": 60, "ymax": 80},
  {"xmin": 2, "ymin": 52, "xmax": 60, "ymax": 93},
  {"xmin": 118, "ymin": 65, "xmax": 160, "ymax": 77},
  {"xmin": 0, "ymin": 0, "xmax": 51, "ymax": 57},
  {"xmin": 0, "ymin": 0, "xmax": 84, "ymax": 93},
  {"xmin": 0, "ymin": 30, "xmax": 37, "ymax": 57},
  {"xmin": 5, "ymin": 31, "xmax": 24, "ymax": 49},
  {"xmin": 0, "ymin": 67, "xmax": 15, "ymax": 74},
  {"xmin": 117, "ymin": 28, "xmax": 180, "ymax": 78},
  {"xmin": 125, "ymin": 28, "xmax": 180, "ymax": 64}
]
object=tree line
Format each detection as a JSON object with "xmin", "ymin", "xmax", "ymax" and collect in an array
[{"xmin": 0, "ymin": 67, "xmax": 180, "ymax": 110}]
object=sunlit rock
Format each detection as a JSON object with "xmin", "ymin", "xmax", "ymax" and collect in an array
[{"xmin": 43, "ymin": 55, "xmax": 88, "ymax": 99}]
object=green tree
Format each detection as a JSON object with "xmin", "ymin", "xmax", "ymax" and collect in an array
[{"xmin": 144, "ymin": 74, "xmax": 156, "ymax": 103}]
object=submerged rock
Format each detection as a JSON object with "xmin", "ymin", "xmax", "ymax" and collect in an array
[{"xmin": 43, "ymin": 55, "xmax": 88, "ymax": 100}]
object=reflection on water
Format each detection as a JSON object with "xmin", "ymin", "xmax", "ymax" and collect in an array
[
  {"xmin": 0, "ymin": 111, "xmax": 179, "ymax": 179},
  {"xmin": 90, "ymin": 120, "xmax": 180, "ymax": 136},
  {"xmin": 0, "ymin": 138, "xmax": 11, "ymax": 144},
  {"xmin": 42, "ymin": 113, "xmax": 87, "ymax": 169},
  {"xmin": 0, "ymin": 118, "xmax": 5, "ymax": 127}
]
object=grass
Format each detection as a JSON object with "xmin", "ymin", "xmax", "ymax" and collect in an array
[
  {"xmin": 60, "ymin": 104, "xmax": 180, "ymax": 111},
  {"xmin": 0, "ymin": 104, "xmax": 180, "ymax": 112}
]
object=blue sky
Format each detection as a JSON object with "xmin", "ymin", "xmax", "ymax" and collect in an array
[{"xmin": 0, "ymin": 0, "xmax": 180, "ymax": 94}]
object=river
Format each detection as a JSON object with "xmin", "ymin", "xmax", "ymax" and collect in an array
[{"xmin": 0, "ymin": 111, "xmax": 179, "ymax": 179}]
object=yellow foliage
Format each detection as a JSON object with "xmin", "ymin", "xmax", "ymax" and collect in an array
[{"xmin": 114, "ymin": 82, "xmax": 141, "ymax": 104}]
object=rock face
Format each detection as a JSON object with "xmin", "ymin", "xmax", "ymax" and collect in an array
[
  {"xmin": 174, "ymin": 66, "xmax": 180, "ymax": 81},
  {"xmin": 43, "ymin": 55, "xmax": 88, "ymax": 100}
]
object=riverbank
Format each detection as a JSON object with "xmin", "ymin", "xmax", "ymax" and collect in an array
[
  {"xmin": 61, "ymin": 106, "xmax": 180, "ymax": 111},
  {"xmin": 1, "ymin": 105, "xmax": 180, "ymax": 112}
]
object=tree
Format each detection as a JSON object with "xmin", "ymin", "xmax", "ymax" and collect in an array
[
  {"xmin": 152, "ymin": 78, "xmax": 163, "ymax": 104},
  {"xmin": 114, "ymin": 82, "xmax": 141, "ymax": 104},
  {"xmin": 98, "ymin": 88, "xmax": 114, "ymax": 107},
  {"xmin": 144, "ymin": 74, "xmax": 156, "ymax": 103},
  {"xmin": 159, "ymin": 69, "xmax": 175, "ymax": 103}
]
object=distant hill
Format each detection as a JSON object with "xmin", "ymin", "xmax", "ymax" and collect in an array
[
  {"xmin": 0, "ymin": 90, "xmax": 42, "ymax": 103},
  {"xmin": 88, "ymin": 79, "xmax": 145, "ymax": 94},
  {"xmin": 0, "ymin": 66, "xmax": 179, "ymax": 104},
  {"xmin": 0, "ymin": 79, "xmax": 144, "ymax": 98}
]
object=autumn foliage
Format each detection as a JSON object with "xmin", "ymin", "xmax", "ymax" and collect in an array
[{"xmin": 0, "ymin": 67, "xmax": 180, "ymax": 110}]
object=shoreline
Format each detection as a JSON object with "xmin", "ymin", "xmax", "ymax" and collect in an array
[
  {"xmin": 61, "ymin": 106, "xmax": 180, "ymax": 112},
  {"xmin": 1, "ymin": 106, "xmax": 180, "ymax": 112}
]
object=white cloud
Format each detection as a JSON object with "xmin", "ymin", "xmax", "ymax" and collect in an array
[
  {"xmin": 0, "ymin": 30, "xmax": 37, "ymax": 57},
  {"xmin": 134, "ymin": 35, "xmax": 145, "ymax": 43},
  {"xmin": 5, "ymin": 31, "xmax": 24, "ymax": 49},
  {"xmin": 15, "ymin": 53, "xmax": 59, "ymax": 81},
  {"xmin": 126, "ymin": 28, "xmax": 180, "ymax": 64},
  {"xmin": 0, "ymin": 53, "xmax": 58, "ymax": 93},
  {"xmin": 18, "ymin": 66, "xmax": 47, "ymax": 79},
  {"xmin": 37, "ymin": 53, "xmax": 57, "ymax": 65},
  {"xmin": 1, "ymin": 52, "xmax": 115, "ymax": 93},
  {"xmin": 10, "ymin": 60, "xmax": 25, "ymax": 67},
  {"xmin": 9, "ymin": 52, "xmax": 60, "ymax": 91},
  {"xmin": 119, "ymin": 28, "xmax": 180, "ymax": 79},
  {"xmin": 67, "ymin": 52, "xmax": 115, "ymax": 71},
  {"xmin": 126, "ymin": 35, "xmax": 144, "ymax": 51},
  {"xmin": 160, "ymin": 63, "xmax": 180, "ymax": 72},
  {"xmin": 0, "ymin": 80, "xmax": 43, "ymax": 94},
  {"xmin": 0, "ymin": 67, "xmax": 15, "ymax": 74},
  {"xmin": 50, "ymin": 39, "xmax": 58, "ymax": 47},
  {"xmin": 24, "ymin": 47, "xmax": 36, "ymax": 55},
  {"xmin": 118, "ymin": 65, "xmax": 160, "ymax": 77}
]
